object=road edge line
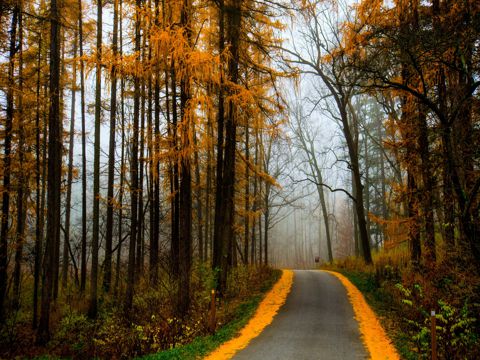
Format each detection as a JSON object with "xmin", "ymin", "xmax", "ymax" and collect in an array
[
  {"xmin": 323, "ymin": 270, "xmax": 400, "ymax": 360},
  {"xmin": 204, "ymin": 269, "xmax": 294, "ymax": 360}
]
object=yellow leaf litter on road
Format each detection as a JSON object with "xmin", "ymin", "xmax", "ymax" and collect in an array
[
  {"xmin": 324, "ymin": 270, "xmax": 400, "ymax": 360},
  {"xmin": 204, "ymin": 269, "xmax": 294, "ymax": 360}
]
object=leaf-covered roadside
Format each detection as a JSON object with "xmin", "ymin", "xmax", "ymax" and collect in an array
[{"xmin": 325, "ymin": 252, "xmax": 480, "ymax": 360}]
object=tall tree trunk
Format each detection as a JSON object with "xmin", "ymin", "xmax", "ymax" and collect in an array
[
  {"xmin": 434, "ymin": 65, "xmax": 455, "ymax": 248},
  {"xmin": 341, "ymin": 104, "xmax": 372, "ymax": 264},
  {"xmin": 0, "ymin": 4, "xmax": 18, "ymax": 322},
  {"xmin": 150, "ymin": 94, "xmax": 160, "ymax": 282},
  {"xmin": 38, "ymin": 0, "xmax": 62, "ymax": 342},
  {"xmin": 33, "ymin": 32, "xmax": 43, "ymax": 329},
  {"xmin": 115, "ymin": 51, "xmax": 126, "ymax": 295},
  {"xmin": 137, "ymin": 72, "xmax": 146, "ymax": 278},
  {"xmin": 205, "ymin": 93, "xmax": 214, "ymax": 262},
  {"xmin": 125, "ymin": 0, "xmax": 141, "ymax": 311},
  {"xmin": 89, "ymin": 0, "xmax": 102, "ymax": 318},
  {"xmin": 363, "ymin": 133, "xmax": 372, "ymax": 250},
  {"xmin": 114, "ymin": 0, "xmax": 125, "ymax": 295},
  {"xmin": 317, "ymin": 182, "xmax": 332, "ymax": 262},
  {"xmin": 176, "ymin": 0, "xmax": 193, "ymax": 315},
  {"xmin": 104, "ymin": 0, "xmax": 119, "ymax": 293},
  {"xmin": 13, "ymin": 7, "xmax": 25, "ymax": 308},
  {"xmin": 353, "ymin": 182, "xmax": 360, "ymax": 258},
  {"xmin": 259, "ymin": 182, "xmax": 263, "ymax": 265},
  {"xmin": 264, "ymin": 186, "xmax": 269, "ymax": 266},
  {"xmin": 417, "ymin": 106, "xmax": 436, "ymax": 264},
  {"xmin": 407, "ymin": 171, "xmax": 421, "ymax": 264},
  {"xmin": 147, "ymin": 39, "xmax": 155, "ymax": 284},
  {"xmin": 150, "ymin": 0, "xmax": 160, "ymax": 284},
  {"xmin": 53, "ymin": 34, "xmax": 66, "ymax": 301},
  {"xmin": 214, "ymin": 0, "xmax": 241, "ymax": 292},
  {"xmin": 79, "ymin": 0, "xmax": 87, "ymax": 294},
  {"xmin": 146, "ymin": 0, "xmax": 154, "ymax": 281},
  {"xmin": 244, "ymin": 124, "xmax": 249, "ymax": 265},
  {"xmin": 170, "ymin": 62, "xmax": 180, "ymax": 277},
  {"xmin": 63, "ymin": 38, "xmax": 77, "ymax": 289},
  {"xmin": 193, "ymin": 124, "xmax": 204, "ymax": 261},
  {"xmin": 379, "ymin": 119, "xmax": 388, "ymax": 246},
  {"xmin": 251, "ymin": 129, "xmax": 258, "ymax": 265},
  {"xmin": 213, "ymin": 0, "xmax": 226, "ymax": 286}
]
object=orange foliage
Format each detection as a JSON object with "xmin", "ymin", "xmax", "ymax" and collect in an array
[
  {"xmin": 325, "ymin": 271, "xmax": 400, "ymax": 360},
  {"xmin": 204, "ymin": 270, "xmax": 294, "ymax": 359}
]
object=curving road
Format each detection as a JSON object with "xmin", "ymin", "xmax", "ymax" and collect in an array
[{"xmin": 232, "ymin": 270, "xmax": 368, "ymax": 360}]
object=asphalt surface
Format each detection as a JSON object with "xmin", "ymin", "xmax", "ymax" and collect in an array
[{"xmin": 232, "ymin": 270, "xmax": 368, "ymax": 360}]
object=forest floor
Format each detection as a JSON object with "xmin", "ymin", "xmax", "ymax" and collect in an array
[{"xmin": 0, "ymin": 265, "xmax": 280, "ymax": 360}]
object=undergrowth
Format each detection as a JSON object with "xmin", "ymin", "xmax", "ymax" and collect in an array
[
  {"xmin": 0, "ymin": 264, "xmax": 280, "ymax": 360},
  {"xmin": 324, "ymin": 246, "xmax": 480, "ymax": 360}
]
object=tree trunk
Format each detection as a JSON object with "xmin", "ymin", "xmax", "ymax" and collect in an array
[
  {"xmin": 264, "ymin": 187, "xmax": 269, "ymax": 266},
  {"xmin": 150, "ymin": 0, "xmax": 160, "ymax": 283},
  {"xmin": 104, "ymin": 0, "xmax": 119, "ymax": 293},
  {"xmin": 88, "ymin": 0, "xmax": 102, "ymax": 318},
  {"xmin": 244, "ymin": 123, "xmax": 250, "ymax": 265},
  {"xmin": 353, "ymin": 182, "xmax": 359, "ymax": 258},
  {"xmin": 205, "ymin": 95, "xmax": 213, "ymax": 261},
  {"xmin": 363, "ymin": 132, "xmax": 372, "ymax": 250},
  {"xmin": 317, "ymin": 183, "xmax": 332, "ymax": 262},
  {"xmin": 63, "ymin": 37, "xmax": 77, "ymax": 290},
  {"xmin": 137, "ymin": 46, "xmax": 146, "ymax": 277},
  {"xmin": 379, "ymin": 119, "xmax": 388, "ymax": 246},
  {"xmin": 218, "ymin": 0, "xmax": 241, "ymax": 290},
  {"xmin": 251, "ymin": 128, "xmax": 258, "ymax": 264},
  {"xmin": 53, "ymin": 33, "xmax": 66, "ymax": 301},
  {"xmin": 115, "ymin": 0, "xmax": 125, "ymax": 294},
  {"xmin": 176, "ymin": 0, "xmax": 193, "ymax": 315},
  {"xmin": 0, "ymin": 4, "xmax": 18, "ymax": 322},
  {"xmin": 259, "ymin": 184, "xmax": 263, "ymax": 265},
  {"xmin": 33, "ymin": 31, "xmax": 43, "ymax": 329},
  {"xmin": 13, "ymin": 8, "xmax": 25, "ymax": 308},
  {"xmin": 192, "ymin": 123, "xmax": 204, "ymax": 261},
  {"xmin": 147, "ymin": 37, "xmax": 156, "ymax": 284},
  {"xmin": 213, "ymin": 0, "xmax": 226, "ymax": 287},
  {"xmin": 37, "ymin": 0, "xmax": 62, "ymax": 342},
  {"xmin": 341, "ymin": 104, "xmax": 372, "ymax": 264},
  {"xmin": 170, "ymin": 62, "xmax": 180, "ymax": 277},
  {"xmin": 78, "ymin": 0, "xmax": 87, "ymax": 294},
  {"xmin": 125, "ymin": 0, "xmax": 141, "ymax": 311},
  {"xmin": 407, "ymin": 171, "xmax": 421, "ymax": 264},
  {"xmin": 417, "ymin": 105, "xmax": 436, "ymax": 264}
]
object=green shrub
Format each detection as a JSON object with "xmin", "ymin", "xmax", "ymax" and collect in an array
[
  {"xmin": 396, "ymin": 283, "xmax": 478, "ymax": 359},
  {"xmin": 52, "ymin": 310, "xmax": 95, "ymax": 356}
]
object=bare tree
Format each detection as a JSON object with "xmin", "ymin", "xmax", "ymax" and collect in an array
[
  {"xmin": 283, "ymin": 2, "xmax": 372, "ymax": 263},
  {"xmin": 290, "ymin": 102, "xmax": 334, "ymax": 263}
]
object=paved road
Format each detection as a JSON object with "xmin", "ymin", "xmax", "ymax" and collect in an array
[{"xmin": 232, "ymin": 270, "xmax": 368, "ymax": 360}]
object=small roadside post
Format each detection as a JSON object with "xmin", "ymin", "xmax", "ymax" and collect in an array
[
  {"xmin": 431, "ymin": 310, "xmax": 437, "ymax": 360},
  {"xmin": 209, "ymin": 289, "xmax": 216, "ymax": 333}
]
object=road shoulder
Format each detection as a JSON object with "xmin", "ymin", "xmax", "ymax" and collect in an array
[{"xmin": 324, "ymin": 270, "xmax": 400, "ymax": 360}]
